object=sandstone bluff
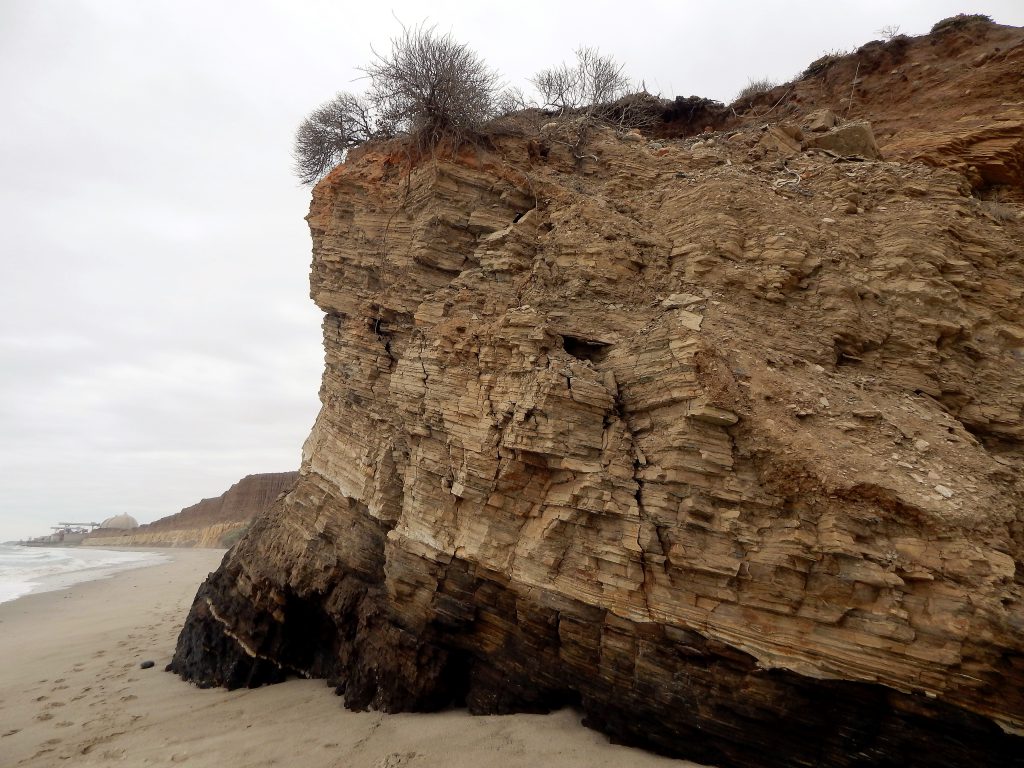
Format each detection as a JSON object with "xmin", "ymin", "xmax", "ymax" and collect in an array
[
  {"xmin": 171, "ymin": 19, "xmax": 1023, "ymax": 767},
  {"xmin": 87, "ymin": 472, "xmax": 298, "ymax": 548}
]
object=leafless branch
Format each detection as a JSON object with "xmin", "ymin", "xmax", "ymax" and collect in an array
[
  {"xmin": 532, "ymin": 47, "xmax": 630, "ymax": 115},
  {"xmin": 363, "ymin": 23, "xmax": 500, "ymax": 152},
  {"xmin": 292, "ymin": 92, "xmax": 377, "ymax": 185}
]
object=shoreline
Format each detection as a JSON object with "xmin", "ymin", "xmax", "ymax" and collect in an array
[
  {"xmin": 0, "ymin": 544, "xmax": 172, "ymax": 605},
  {"xmin": 0, "ymin": 548, "xmax": 697, "ymax": 767}
]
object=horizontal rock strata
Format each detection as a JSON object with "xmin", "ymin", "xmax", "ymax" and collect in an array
[
  {"xmin": 89, "ymin": 472, "xmax": 297, "ymax": 548},
  {"xmin": 85, "ymin": 521, "xmax": 246, "ymax": 549},
  {"xmin": 173, "ymin": 23, "xmax": 1024, "ymax": 768}
]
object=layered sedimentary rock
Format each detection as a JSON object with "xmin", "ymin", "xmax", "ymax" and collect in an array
[
  {"xmin": 88, "ymin": 472, "xmax": 297, "ymax": 548},
  {"xmin": 172, "ymin": 21, "xmax": 1023, "ymax": 768},
  {"xmin": 85, "ymin": 521, "xmax": 247, "ymax": 549},
  {"xmin": 732, "ymin": 16, "xmax": 1024, "ymax": 192}
]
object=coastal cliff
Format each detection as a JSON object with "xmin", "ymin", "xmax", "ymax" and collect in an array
[
  {"xmin": 171, "ymin": 18, "xmax": 1023, "ymax": 768},
  {"xmin": 87, "ymin": 472, "xmax": 297, "ymax": 548}
]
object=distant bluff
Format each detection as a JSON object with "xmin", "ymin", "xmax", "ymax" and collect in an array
[{"xmin": 86, "ymin": 472, "xmax": 297, "ymax": 548}]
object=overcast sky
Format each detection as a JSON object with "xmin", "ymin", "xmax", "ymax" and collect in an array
[{"xmin": 1, "ymin": 1, "xmax": 1021, "ymax": 542}]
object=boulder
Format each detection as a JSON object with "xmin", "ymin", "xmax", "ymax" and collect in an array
[
  {"xmin": 803, "ymin": 108, "xmax": 839, "ymax": 132},
  {"xmin": 803, "ymin": 120, "xmax": 884, "ymax": 159}
]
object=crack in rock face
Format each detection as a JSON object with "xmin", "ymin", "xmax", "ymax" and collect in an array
[{"xmin": 171, "ymin": 23, "xmax": 1024, "ymax": 768}]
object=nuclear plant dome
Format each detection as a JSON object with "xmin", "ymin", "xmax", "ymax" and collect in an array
[{"xmin": 99, "ymin": 513, "xmax": 139, "ymax": 530}]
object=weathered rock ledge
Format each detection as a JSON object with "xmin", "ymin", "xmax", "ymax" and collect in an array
[{"xmin": 172, "ymin": 22, "xmax": 1023, "ymax": 768}]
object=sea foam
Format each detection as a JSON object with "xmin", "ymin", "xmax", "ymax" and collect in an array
[{"xmin": 0, "ymin": 544, "xmax": 167, "ymax": 604}]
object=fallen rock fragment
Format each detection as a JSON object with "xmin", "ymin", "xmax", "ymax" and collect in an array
[
  {"xmin": 803, "ymin": 121, "xmax": 884, "ymax": 159},
  {"xmin": 804, "ymin": 108, "xmax": 839, "ymax": 132}
]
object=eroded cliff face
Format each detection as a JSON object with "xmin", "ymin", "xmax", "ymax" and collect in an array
[
  {"xmin": 172, "ymin": 22, "xmax": 1024, "ymax": 768},
  {"xmin": 730, "ymin": 15, "xmax": 1024, "ymax": 194},
  {"xmin": 88, "ymin": 472, "xmax": 297, "ymax": 548}
]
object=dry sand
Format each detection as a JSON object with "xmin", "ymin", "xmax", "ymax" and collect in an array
[{"xmin": 0, "ymin": 549, "xmax": 699, "ymax": 767}]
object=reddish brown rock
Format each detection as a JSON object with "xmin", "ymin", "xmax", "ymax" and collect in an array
[{"xmin": 730, "ymin": 16, "xmax": 1024, "ymax": 191}]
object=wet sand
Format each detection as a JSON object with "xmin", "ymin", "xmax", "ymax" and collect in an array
[{"xmin": 0, "ymin": 548, "xmax": 697, "ymax": 767}]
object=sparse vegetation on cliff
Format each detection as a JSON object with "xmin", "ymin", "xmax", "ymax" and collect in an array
[
  {"xmin": 532, "ymin": 47, "xmax": 630, "ymax": 114},
  {"xmin": 293, "ymin": 93, "xmax": 378, "ymax": 185},
  {"xmin": 293, "ymin": 32, "xmax": 653, "ymax": 183},
  {"xmin": 293, "ymin": 24, "xmax": 500, "ymax": 184},
  {"xmin": 734, "ymin": 77, "xmax": 778, "ymax": 102},
  {"xmin": 931, "ymin": 13, "xmax": 993, "ymax": 33}
]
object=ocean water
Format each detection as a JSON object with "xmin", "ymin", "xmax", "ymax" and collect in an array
[{"xmin": 0, "ymin": 544, "xmax": 168, "ymax": 605}]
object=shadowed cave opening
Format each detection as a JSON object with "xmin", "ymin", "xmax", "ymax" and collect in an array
[{"xmin": 561, "ymin": 334, "xmax": 611, "ymax": 363}]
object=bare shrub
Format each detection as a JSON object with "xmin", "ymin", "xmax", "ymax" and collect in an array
[
  {"xmin": 495, "ymin": 86, "xmax": 533, "ymax": 115},
  {"xmin": 292, "ymin": 92, "xmax": 377, "ymax": 185},
  {"xmin": 364, "ymin": 24, "xmax": 500, "ymax": 151},
  {"xmin": 292, "ymin": 25, "xmax": 500, "ymax": 184},
  {"xmin": 735, "ymin": 77, "xmax": 778, "ymax": 102},
  {"xmin": 878, "ymin": 24, "xmax": 902, "ymax": 41},
  {"xmin": 532, "ymin": 47, "xmax": 631, "ymax": 114},
  {"xmin": 602, "ymin": 91, "xmax": 663, "ymax": 131},
  {"xmin": 530, "ymin": 47, "xmax": 650, "ymax": 161}
]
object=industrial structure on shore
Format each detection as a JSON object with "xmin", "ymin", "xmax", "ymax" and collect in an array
[{"xmin": 22, "ymin": 515, "xmax": 139, "ymax": 546}]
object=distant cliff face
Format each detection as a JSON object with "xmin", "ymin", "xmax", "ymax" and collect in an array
[
  {"xmin": 171, "ymin": 19, "xmax": 1023, "ymax": 768},
  {"xmin": 87, "ymin": 472, "xmax": 297, "ymax": 548}
]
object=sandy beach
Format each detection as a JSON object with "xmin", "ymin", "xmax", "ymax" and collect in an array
[{"xmin": 0, "ymin": 549, "xmax": 696, "ymax": 767}]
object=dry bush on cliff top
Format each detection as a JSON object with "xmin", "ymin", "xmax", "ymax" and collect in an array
[
  {"xmin": 735, "ymin": 77, "xmax": 778, "ymax": 102},
  {"xmin": 364, "ymin": 24, "xmax": 500, "ymax": 149},
  {"xmin": 531, "ymin": 47, "xmax": 656, "ymax": 160},
  {"xmin": 293, "ymin": 24, "xmax": 499, "ymax": 184},
  {"xmin": 532, "ymin": 47, "xmax": 631, "ymax": 116},
  {"xmin": 292, "ymin": 92, "xmax": 377, "ymax": 185}
]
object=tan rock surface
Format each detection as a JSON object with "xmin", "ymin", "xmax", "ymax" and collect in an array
[
  {"xmin": 172, "ymin": 19, "xmax": 1024, "ymax": 768},
  {"xmin": 733, "ymin": 17, "xmax": 1024, "ymax": 192}
]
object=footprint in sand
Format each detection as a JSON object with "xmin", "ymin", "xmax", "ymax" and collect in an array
[
  {"xmin": 373, "ymin": 752, "xmax": 419, "ymax": 768},
  {"xmin": 34, "ymin": 695, "xmax": 48, "ymax": 702},
  {"xmin": 120, "ymin": 694, "xmax": 138, "ymax": 702},
  {"xmin": 35, "ymin": 712, "xmax": 53, "ymax": 722},
  {"xmin": 54, "ymin": 678, "xmax": 65, "ymax": 683},
  {"xmin": 45, "ymin": 701, "xmax": 66, "ymax": 709},
  {"xmin": 56, "ymin": 721, "xmax": 74, "ymax": 728},
  {"xmin": 2, "ymin": 728, "xmax": 20, "ymax": 738}
]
